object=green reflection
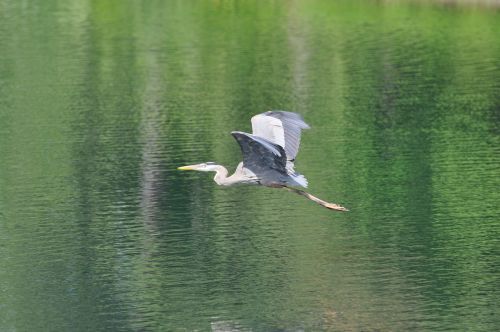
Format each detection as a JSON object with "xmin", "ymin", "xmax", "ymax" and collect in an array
[{"xmin": 0, "ymin": 0, "xmax": 499, "ymax": 331}]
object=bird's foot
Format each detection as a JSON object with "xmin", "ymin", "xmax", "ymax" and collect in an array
[{"xmin": 324, "ymin": 203, "xmax": 349, "ymax": 212}]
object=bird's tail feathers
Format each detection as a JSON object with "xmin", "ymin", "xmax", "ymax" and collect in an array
[{"xmin": 292, "ymin": 174, "xmax": 308, "ymax": 188}]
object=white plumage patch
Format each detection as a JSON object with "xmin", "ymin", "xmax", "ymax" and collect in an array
[{"xmin": 251, "ymin": 114, "xmax": 286, "ymax": 149}]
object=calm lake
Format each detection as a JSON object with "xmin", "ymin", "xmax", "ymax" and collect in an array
[{"xmin": 1, "ymin": 1, "xmax": 499, "ymax": 331}]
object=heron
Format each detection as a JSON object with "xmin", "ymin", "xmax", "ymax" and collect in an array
[{"xmin": 178, "ymin": 111, "xmax": 348, "ymax": 212}]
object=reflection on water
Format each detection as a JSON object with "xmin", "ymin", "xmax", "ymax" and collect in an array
[{"xmin": 0, "ymin": 0, "xmax": 499, "ymax": 331}]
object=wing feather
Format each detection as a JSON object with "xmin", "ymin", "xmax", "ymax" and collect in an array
[
  {"xmin": 251, "ymin": 111, "xmax": 310, "ymax": 161},
  {"xmin": 231, "ymin": 131, "xmax": 287, "ymax": 176}
]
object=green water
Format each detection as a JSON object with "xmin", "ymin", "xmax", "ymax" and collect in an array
[{"xmin": 1, "ymin": 1, "xmax": 499, "ymax": 331}]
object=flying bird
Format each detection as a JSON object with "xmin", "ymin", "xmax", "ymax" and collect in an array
[{"xmin": 178, "ymin": 111, "xmax": 348, "ymax": 211}]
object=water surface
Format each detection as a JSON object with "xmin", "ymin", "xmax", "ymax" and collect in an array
[{"xmin": 1, "ymin": 1, "xmax": 499, "ymax": 331}]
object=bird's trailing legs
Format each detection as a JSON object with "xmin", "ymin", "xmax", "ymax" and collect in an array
[{"xmin": 284, "ymin": 187, "xmax": 349, "ymax": 212}]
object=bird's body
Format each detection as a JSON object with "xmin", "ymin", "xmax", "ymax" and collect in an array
[{"xmin": 178, "ymin": 111, "xmax": 348, "ymax": 212}]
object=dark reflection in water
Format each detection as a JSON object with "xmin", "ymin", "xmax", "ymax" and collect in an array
[{"xmin": 0, "ymin": 1, "xmax": 499, "ymax": 331}]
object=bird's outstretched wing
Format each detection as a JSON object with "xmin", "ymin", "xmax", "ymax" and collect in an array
[
  {"xmin": 251, "ymin": 111, "xmax": 310, "ymax": 162},
  {"xmin": 231, "ymin": 131, "xmax": 287, "ymax": 176}
]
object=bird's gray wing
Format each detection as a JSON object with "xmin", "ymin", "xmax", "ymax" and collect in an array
[
  {"xmin": 251, "ymin": 111, "xmax": 310, "ymax": 161},
  {"xmin": 231, "ymin": 131, "xmax": 287, "ymax": 176}
]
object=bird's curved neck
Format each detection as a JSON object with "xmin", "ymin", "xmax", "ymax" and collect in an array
[{"xmin": 213, "ymin": 165, "xmax": 231, "ymax": 185}]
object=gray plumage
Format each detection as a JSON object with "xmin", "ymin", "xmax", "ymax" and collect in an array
[
  {"xmin": 178, "ymin": 111, "xmax": 348, "ymax": 211},
  {"xmin": 231, "ymin": 131, "xmax": 298, "ymax": 187},
  {"xmin": 231, "ymin": 110, "xmax": 309, "ymax": 187}
]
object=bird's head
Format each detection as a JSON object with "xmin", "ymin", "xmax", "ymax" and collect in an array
[{"xmin": 177, "ymin": 162, "xmax": 219, "ymax": 172}]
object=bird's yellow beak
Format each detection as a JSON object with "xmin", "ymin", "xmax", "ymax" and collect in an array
[{"xmin": 177, "ymin": 165, "xmax": 196, "ymax": 171}]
